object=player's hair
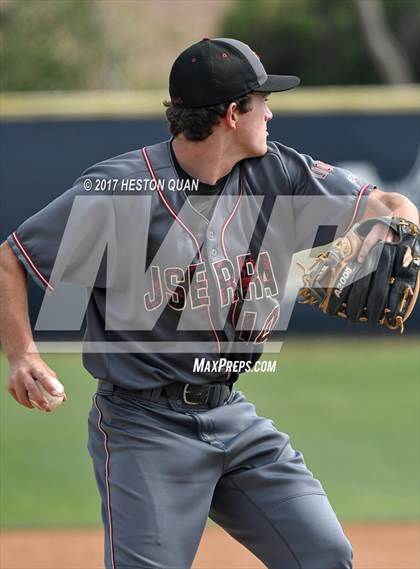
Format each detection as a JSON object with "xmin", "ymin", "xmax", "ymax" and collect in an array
[{"xmin": 164, "ymin": 94, "xmax": 253, "ymax": 141}]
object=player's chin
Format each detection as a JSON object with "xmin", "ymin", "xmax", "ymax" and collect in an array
[
  {"xmin": 256, "ymin": 143, "xmax": 268, "ymax": 156},
  {"xmin": 250, "ymin": 140, "xmax": 268, "ymax": 157}
]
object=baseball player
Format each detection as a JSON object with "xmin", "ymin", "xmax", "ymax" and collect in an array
[{"xmin": 0, "ymin": 38, "xmax": 418, "ymax": 569}]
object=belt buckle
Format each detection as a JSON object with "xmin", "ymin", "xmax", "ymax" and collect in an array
[{"xmin": 183, "ymin": 384, "xmax": 209, "ymax": 405}]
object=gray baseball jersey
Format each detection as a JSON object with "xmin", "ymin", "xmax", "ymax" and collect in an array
[
  {"xmin": 8, "ymin": 139, "xmax": 374, "ymax": 569},
  {"xmin": 8, "ymin": 140, "xmax": 373, "ymax": 389}
]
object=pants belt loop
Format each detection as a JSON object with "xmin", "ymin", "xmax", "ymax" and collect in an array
[
  {"xmin": 148, "ymin": 387, "xmax": 163, "ymax": 402},
  {"xmin": 97, "ymin": 379, "xmax": 115, "ymax": 394},
  {"xmin": 208, "ymin": 384, "xmax": 227, "ymax": 408},
  {"xmin": 139, "ymin": 387, "xmax": 162, "ymax": 402},
  {"xmin": 210, "ymin": 385, "xmax": 220, "ymax": 408}
]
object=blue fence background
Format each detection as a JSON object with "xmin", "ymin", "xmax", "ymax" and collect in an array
[{"xmin": 1, "ymin": 113, "xmax": 419, "ymax": 335}]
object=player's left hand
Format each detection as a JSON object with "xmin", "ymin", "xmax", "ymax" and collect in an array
[
  {"xmin": 299, "ymin": 216, "xmax": 420, "ymax": 333},
  {"xmin": 357, "ymin": 220, "xmax": 396, "ymax": 263},
  {"xmin": 358, "ymin": 188, "xmax": 419, "ymax": 263}
]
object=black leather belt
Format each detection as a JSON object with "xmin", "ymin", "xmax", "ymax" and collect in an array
[
  {"xmin": 102, "ymin": 381, "xmax": 233, "ymax": 409},
  {"xmin": 164, "ymin": 382, "xmax": 232, "ymax": 407}
]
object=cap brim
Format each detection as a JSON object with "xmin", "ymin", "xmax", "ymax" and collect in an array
[{"xmin": 254, "ymin": 74, "xmax": 300, "ymax": 93}]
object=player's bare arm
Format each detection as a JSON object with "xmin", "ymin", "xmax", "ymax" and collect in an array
[
  {"xmin": 0, "ymin": 241, "xmax": 66, "ymax": 410},
  {"xmin": 358, "ymin": 188, "xmax": 419, "ymax": 261}
]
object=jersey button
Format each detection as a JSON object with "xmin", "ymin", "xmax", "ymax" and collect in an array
[
  {"xmin": 211, "ymin": 248, "xmax": 217, "ymax": 257},
  {"xmin": 209, "ymin": 230, "xmax": 215, "ymax": 239}
]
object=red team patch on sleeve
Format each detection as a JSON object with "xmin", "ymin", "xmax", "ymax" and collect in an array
[{"xmin": 311, "ymin": 160, "xmax": 334, "ymax": 180}]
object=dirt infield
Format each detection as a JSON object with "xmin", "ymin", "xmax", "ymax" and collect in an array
[{"xmin": 1, "ymin": 524, "xmax": 418, "ymax": 569}]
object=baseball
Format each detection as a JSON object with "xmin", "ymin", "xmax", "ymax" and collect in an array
[{"xmin": 29, "ymin": 377, "xmax": 65, "ymax": 412}]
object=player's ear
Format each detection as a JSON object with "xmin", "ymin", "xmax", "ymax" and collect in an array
[{"xmin": 225, "ymin": 102, "xmax": 239, "ymax": 130}]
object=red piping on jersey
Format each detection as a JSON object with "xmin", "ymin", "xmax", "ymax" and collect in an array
[
  {"xmin": 141, "ymin": 148, "xmax": 202, "ymax": 257},
  {"xmin": 94, "ymin": 395, "xmax": 116, "ymax": 569},
  {"xmin": 254, "ymin": 304, "xmax": 280, "ymax": 344},
  {"xmin": 212, "ymin": 170, "xmax": 243, "ymax": 364},
  {"xmin": 221, "ymin": 171, "xmax": 244, "ymax": 259},
  {"xmin": 141, "ymin": 146, "xmax": 221, "ymax": 355},
  {"xmin": 219, "ymin": 170, "xmax": 244, "ymax": 382},
  {"xmin": 12, "ymin": 232, "xmax": 54, "ymax": 291},
  {"xmin": 344, "ymin": 184, "xmax": 370, "ymax": 233},
  {"xmin": 231, "ymin": 300, "xmax": 238, "ymax": 329},
  {"xmin": 217, "ymin": 170, "xmax": 244, "ymax": 333}
]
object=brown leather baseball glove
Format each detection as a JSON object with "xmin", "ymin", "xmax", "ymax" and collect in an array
[{"xmin": 299, "ymin": 216, "xmax": 420, "ymax": 332}]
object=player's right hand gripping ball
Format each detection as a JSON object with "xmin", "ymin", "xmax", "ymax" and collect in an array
[
  {"xmin": 299, "ymin": 216, "xmax": 420, "ymax": 332},
  {"xmin": 29, "ymin": 377, "xmax": 65, "ymax": 412}
]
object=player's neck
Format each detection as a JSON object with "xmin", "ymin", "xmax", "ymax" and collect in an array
[{"xmin": 171, "ymin": 135, "xmax": 242, "ymax": 185}]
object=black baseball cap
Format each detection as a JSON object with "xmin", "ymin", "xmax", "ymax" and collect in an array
[{"xmin": 169, "ymin": 37, "xmax": 300, "ymax": 108}]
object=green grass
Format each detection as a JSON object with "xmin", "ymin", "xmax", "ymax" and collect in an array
[
  {"xmin": 0, "ymin": 353, "xmax": 99, "ymax": 528},
  {"xmin": 0, "ymin": 337, "xmax": 419, "ymax": 528},
  {"xmin": 239, "ymin": 337, "xmax": 420, "ymax": 522}
]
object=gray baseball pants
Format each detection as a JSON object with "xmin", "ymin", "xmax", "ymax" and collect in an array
[{"xmin": 87, "ymin": 381, "xmax": 352, "ymax": 569}]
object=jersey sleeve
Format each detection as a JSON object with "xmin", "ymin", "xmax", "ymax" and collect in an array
[
  {"xmin": 6, "ymin": 174, "xmax": 115, "ymax": 291},
  {"xmin": 275, "ymin": 143, "xmax": 375, "ymax": 251}
]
